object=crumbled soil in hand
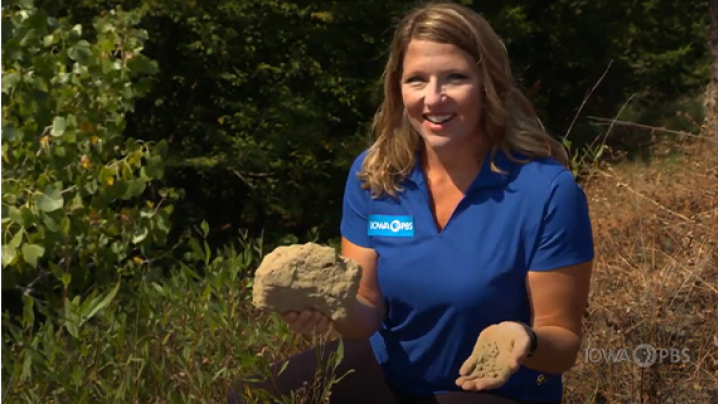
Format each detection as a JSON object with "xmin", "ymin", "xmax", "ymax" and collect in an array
[{"xmin": 463, "ymin": 324, "xmax": 515, "ymax": 384}]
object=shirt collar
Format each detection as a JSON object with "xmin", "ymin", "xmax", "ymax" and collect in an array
[{"xmin": 406, "ymin": 148, "xmax": 515, "ymax": 191}]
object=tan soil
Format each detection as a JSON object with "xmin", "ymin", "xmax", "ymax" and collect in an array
[
  {"xmin": 251, "ymin": 242, "xmax": 362, "ymax": 322},
  {"xmin": 460, "ymin": 324, "xmax": 516, "ymax": 384}
]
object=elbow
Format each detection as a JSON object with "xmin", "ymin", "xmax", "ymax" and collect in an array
[
  {"xmin": 558, "ymin": 349, "xmax": 581, "ymax": 373},
  {"xmin": 529, "ymin": 325, "xmax": 583, "ymax": 374},
  {"xmin": 533, "ymin": 348, "xmax": 579, "ymax": 374},
  {"xmin": 557, "ymin": 337, "xmax": 583, "ymax": 373}
]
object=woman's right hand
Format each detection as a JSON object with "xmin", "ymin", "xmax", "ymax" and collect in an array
[{"xmin": 282, "ymin": 308, "xmax": 331, "ymax": 335}]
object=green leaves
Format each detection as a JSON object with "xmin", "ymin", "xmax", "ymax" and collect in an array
[
  {"xmin": 2, "ymin": 72, "xmax": 21, "ymax": 94},
  {"xmin": 131, "ymin": 227, "xmax": 148, "ymax": 244},
  {"xmin": 37, "ymin": 185, "xmax": 64, "ymax": 212},
  {"xmin": 51, "ymin": 116, "xmax": 66, "ymax": 137},
  {"xmin": 81, "ymin": 280, "xmax": 121, "ymax": 326},
  {"xmin": 127, "ymin": 56, "xmax": 159, "ymax": 76},
  {"xmin": 1, "ymin": 2, "xmax": 174, "ymax": 306},
  {"xmin": 126, "ymin": 179, "xmax": 147, "ymax": 198},
  {"xmin": 2, "ymin": 245, "xmax": 18, "ymax": 267},
  {"xmin": 43, "ymin": 33, "xmax": 55, "ymax": 47},
  {"xmin": 21, "ymin": 244, "xmax": 45, "ymax": 268},
  {"xmin": 67, "ymin": 40, "xmax": 92, "ymax": 65},
  {"xmin": 1, "ymin": 236, "xmax": 271, "ymax": 404},
  {"xmin": 2, "ymin": 124, "xmax": 17, "ymax": 141}
]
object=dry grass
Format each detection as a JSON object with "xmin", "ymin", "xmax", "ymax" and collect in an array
[{"xmin": 564, "ymin": 137, "xmax": 718, "ymax": 404}]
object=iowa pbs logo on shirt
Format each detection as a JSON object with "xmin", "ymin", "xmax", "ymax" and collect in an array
[{"xmin": 367, "ymin": 215, "xmax": 414, "ymax": 237}]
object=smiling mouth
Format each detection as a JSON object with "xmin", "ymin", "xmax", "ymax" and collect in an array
[{"xmin": 424, "ymin": 114, "xmax": 456, "ymax": 124}]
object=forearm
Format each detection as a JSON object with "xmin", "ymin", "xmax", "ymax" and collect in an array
[
  {"xmin": 522, "ymin": 325, "xmax": 582, "ymax": 374},
  {"xmin": 331, "ymin": 295, "xmax": 383, "ymax": 339}
]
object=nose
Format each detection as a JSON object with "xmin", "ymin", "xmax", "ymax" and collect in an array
[{"xmin": 424, "ymin": 78, "xmax": 445, "ymax": 106}]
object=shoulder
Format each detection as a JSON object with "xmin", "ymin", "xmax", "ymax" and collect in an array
[
  {"xmin": 347, "ymin": 149, "xmax": 370, "ymax": 177},
  {"xmin": 343, "ymin": 149, "xmax": 369, "ymax": 185},
  {"xmin": 343, "ymin": 149, "xmax": 373, "ymax": 201},
  {"xmin": 502, "ymin": 153, "xmax": 581, "ymax": 198},
  {"xmin": 511, "ymin": 153, "xmax": 573, "ymax": 185}
]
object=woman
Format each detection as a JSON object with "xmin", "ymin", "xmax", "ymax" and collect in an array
[{"xmin": 230, "ymin": 2, "xmax": 593, "ymax": 403}]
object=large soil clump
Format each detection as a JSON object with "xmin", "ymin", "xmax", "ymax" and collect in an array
[{"xmin": 252, "ymin": 243, "xmax": 362, "ymax": 321}]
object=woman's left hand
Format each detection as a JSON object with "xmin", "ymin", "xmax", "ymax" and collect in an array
[{"xmin": 455, "ymin": 321, "xmax": 534, "ymax": 391}]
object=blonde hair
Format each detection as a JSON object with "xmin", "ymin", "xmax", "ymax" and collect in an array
[{"xmin": 359, "ymin": 1, "xmax": 569, "ymax": 197}]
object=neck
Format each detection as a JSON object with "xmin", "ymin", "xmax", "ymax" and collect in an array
[{"xmin": 421, "ymin": 136, "xmax": 489, "ymax": 178}]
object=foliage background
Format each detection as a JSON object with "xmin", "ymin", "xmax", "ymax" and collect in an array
[{"xmin": 24, "ymin": 0, "xmax": 711, "ymax": 247}]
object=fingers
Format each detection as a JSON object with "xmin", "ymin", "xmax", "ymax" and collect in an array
[
  {"xmin": 458, "ymin": 356, "xmax": 476, "ymax": 377},
  {"xmin": 297, "ymin": 309, "xmax": 320, "ymax": 334},
  {"xmin": 456, "ymin": 376, "xmax": 502, "ymax": 391},
  {"xmin": 283, "ymin": 308, "xmax": 330, "ymax": 335},
  {"xmin": 456, "ymin": 371, "xmax": 507, "ymax": 391},
  {"xmin": 316, "ymin": 314, "xmax": 330, "ymax": 333},
  {"xmin": 282, "ymin": 311, "xmax": 299, "ymax": 323},
  {"xmin": 457, "ymin": 322, "xmax": 527, "ymax": 392}
]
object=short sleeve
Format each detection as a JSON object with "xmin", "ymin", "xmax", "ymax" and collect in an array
[
  {"xmin": 528, "ymin": 170, "xmax": 594, "ymax": 271},
  {"xmin": 339, "ymin": 151, "xmax": 373, "ymax": 248}
]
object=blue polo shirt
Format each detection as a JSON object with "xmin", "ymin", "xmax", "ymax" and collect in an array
[{"xmin": 340, "ymin": 148, "xmax": 594, "ymax": 402}]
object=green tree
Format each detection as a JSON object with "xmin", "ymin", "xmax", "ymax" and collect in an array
[
  {"xmin": 1, "ymin": 0, "xmax": 174, "ymax": 312},
  {"xmin": 26, "ymin": 0, "xmax": 711, "ymax": 249}
]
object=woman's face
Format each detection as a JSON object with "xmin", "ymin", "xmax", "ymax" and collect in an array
[{"xmin": 400, "ymin": 39, "xmax": 484, "ymax": 151}]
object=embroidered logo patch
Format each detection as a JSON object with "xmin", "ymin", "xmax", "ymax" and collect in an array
[{"xmin": 367, "ymin": 215, "xmax": 414, "ymax": 237}]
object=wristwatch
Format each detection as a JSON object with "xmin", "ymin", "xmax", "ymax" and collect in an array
[{"xmin": 515, "ymin": 321, "xmax": 538, "ymax": 357}]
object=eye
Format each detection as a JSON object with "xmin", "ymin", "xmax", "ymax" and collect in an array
[
  {"xmin": 447, "ymin": 73, "xmax": 469, "ymax": 82},
  {"xmin": 402, "ymin": 75, "xmax": 424, "ymax": 84}
]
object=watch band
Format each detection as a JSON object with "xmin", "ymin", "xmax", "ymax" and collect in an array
[{"xmin": 515, "ymin": 321, "xmax": 538, "ymax": 357}]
